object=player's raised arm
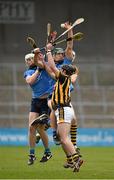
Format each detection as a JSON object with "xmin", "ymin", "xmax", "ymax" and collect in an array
[
  {"xmin": 71, "ymin": 66, "xmax": 79, "ymax": 84},
  {"xmin": 33, "ymin": 48, "xmax": 45, "ymax": 68},
  {"xmin": 24, "ymin": 53, "xmax": 40, "ymax": 85},
  {"xmin": 46, "ymin": 43, "xmax": 59, "ymax": 78},
  {"xmin": 63, "ymin": 22, "xmax": 74, "ymax": 60}
]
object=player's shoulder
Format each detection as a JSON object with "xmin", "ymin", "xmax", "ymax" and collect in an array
[
  {"xmin": 24, "ymin": 68, "xmax": 35, "ymax": 77},
  {"xmin": 63, "ymin": 57, "xmax": 72, "ymax": 64}
]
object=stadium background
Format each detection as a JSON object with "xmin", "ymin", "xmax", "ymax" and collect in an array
[{"xmin": 0, "ymin": 0, "xmax": 114, "ymax": 146}]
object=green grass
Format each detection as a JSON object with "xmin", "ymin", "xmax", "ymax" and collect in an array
[{"xmin": 0, "ymin": 146, "xmax": 114, "ymax": 179}]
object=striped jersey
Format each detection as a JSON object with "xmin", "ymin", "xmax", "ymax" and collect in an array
[{"xmin": 51, "ymin": 71, "xmax": 71, "ymax": 110}]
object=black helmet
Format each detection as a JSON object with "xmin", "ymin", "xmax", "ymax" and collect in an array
[{"xmin": 61, "ymin": 64, "xmax": 76, "ymax": 76}]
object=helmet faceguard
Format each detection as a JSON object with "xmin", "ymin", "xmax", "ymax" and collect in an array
[{"xmin": 53, "ymin": 48, "xmax": 64, "ymax": 55}]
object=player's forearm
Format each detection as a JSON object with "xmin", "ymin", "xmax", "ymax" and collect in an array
[
  {"xmin": 43, "ymin": 61, "xmax": 56, "ymax": 79},
  {"xmin": 26, "ymin": 70, "xmax": 39, "ymax": 85},
  {"xmin": 47, "ymin": 51, "xmax": 55, "ymax": 68},
  {"xmin": 65, "ymin": 29, "xmax": 73, "ymax": 58},
  {"xmin": 71, "ymin": 74, "xmax": 78, "ymax": 84},
  {"xmin": 71, "ymin": 67, "xmax": 79, "ymax": 83},
  {"xmin": 67, "ymin": 28, "xmax": 73, "ymax": 49},
  {"xmin": 46, "ymin": 51, "xmax": 58, "ymax": 75},
  {"xmin": 34, "ymin": 53, "xmax": 44, "ymax": 68}
]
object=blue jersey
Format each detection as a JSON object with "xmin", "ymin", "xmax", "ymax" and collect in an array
[
  {"xmin": 24, "ymin": 66, "xmax": 51, "ymax": 98},
  {"xmin": 48, "ymin": 57, "xmax": 74, "ymax": 94}
]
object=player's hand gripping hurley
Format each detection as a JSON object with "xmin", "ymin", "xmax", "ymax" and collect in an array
[{"xmin": 53, "ymin": 17, "xmax": 84, "ymax": 43}]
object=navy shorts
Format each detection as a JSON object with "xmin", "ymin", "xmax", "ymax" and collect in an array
[
  {"xmin": 30, "ymin": 98, "xmax": 49, "ymax": 115},
  {"xmin": 47, "ymin": 94, "xmax": 52, "ymax": 101}
]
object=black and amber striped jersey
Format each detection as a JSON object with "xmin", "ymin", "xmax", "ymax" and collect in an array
[{"xmin": 51, "ymin": 71, "xmax": 71, "ymax": 110}]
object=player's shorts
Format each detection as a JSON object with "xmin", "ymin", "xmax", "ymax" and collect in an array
[
  {"xmin": 55, "ymin": 106, "xmax": 75, "ymax": 124},
  {"xmin": 47, "ymin": 94, "xmax": 52, "ymax": 101},
  {"xmin": 30, "ymin": 98, "xmax": 49, "ymax": 115}
]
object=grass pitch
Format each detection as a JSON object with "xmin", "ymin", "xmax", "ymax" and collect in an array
[{"xmin": 0, "ymin": 146, "xmax": 114, "ymax": 179}]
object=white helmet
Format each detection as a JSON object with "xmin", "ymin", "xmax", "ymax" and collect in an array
[{"xmin": 25, "ymin": 53, "xmax": 34, "ymax": 61}]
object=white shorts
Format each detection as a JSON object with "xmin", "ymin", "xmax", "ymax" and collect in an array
[{"xmin": 55, "ymin": 106, "xmax": 75, "ymax": 124}]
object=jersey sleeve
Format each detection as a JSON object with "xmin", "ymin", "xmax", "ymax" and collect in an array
[{"xmin": 23, "ymin": 69, "xmax": 34, "ymax": 79}]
